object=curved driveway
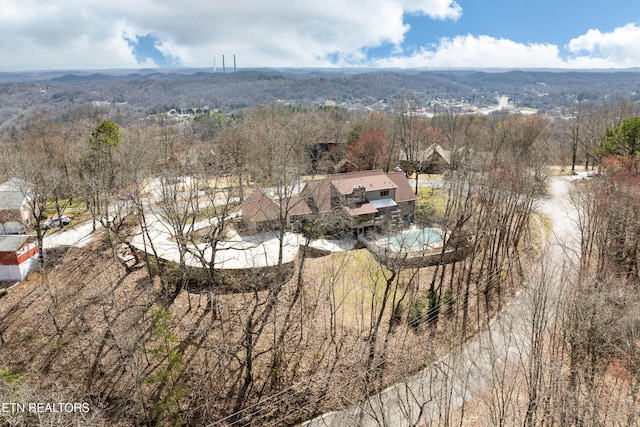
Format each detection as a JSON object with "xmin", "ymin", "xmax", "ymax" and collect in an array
[
  {"xmin": 129, "ymin": 211, "xmax": 300, "ymax": 270},
  {"xmin": 303, "ymin": 175, "xmax": 582, "ymax": 427}
]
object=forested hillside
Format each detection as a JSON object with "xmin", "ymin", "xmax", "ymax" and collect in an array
[
  {"xmin": 1, "ymin": 70, "xmax": 640, "ymax": 426},
  {"xmin": 2, "ymin": 68, "xmax": 640, "ymax": 132}
]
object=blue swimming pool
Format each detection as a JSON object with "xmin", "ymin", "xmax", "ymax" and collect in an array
[{"xmin": 385, "ymin": 227, "xmax": 444, "ymax": 251}]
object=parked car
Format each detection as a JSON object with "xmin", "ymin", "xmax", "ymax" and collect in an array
[{"xmin": 43, "ymin": 215, "xmax": 71, "ymax": 229}]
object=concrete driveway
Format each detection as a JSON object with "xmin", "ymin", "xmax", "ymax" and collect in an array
[
  {"xmin": 303, "ymin": 175, "xmax": 582, "ymax": 427},
  {"xmin": 42, "ymin": 221, "xmax": 97, "ymax": 249}
]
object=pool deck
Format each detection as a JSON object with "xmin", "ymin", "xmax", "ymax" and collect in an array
[{"xmin": 358, "ymin": 228, "xmax": 470, "ymax": 269}]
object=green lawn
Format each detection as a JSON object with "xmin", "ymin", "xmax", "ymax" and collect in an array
[
  {"xmin": 416, "ymin": 187, "xmax": 448, "ymax": 215},
  {"xmin": 42, "ymin": 199, "xmax": 89, "ymax": 220}
]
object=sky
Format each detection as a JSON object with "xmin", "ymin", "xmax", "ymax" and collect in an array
[{"xmin": 1, "ymin": 0, "xmax": 640, "ymax": 71}]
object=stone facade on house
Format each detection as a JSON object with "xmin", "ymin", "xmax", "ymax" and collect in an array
[{"xmin": 242, "ymin": 170, "xmax": 416, "ymax": 235}]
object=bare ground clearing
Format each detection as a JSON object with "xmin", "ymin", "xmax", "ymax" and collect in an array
[{"xmin": 0, "ymin": 221, "xmax": 540, "ymax": 426}]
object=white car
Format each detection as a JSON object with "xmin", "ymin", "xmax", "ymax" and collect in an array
[{"xmin": 43, "ymin": 215, "xmax": 71, "ymax": 229}]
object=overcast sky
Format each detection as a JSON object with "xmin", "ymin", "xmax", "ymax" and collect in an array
[{"xmin": 2, "ymin": 0, "xmax": 640, "ymax": 71}]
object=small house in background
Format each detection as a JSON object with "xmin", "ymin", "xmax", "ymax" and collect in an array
[
  {"xmin": 0, "ymin": 179, "xmax": 34, "ymax": 235},
  {"xmin": 399, "ymin": 143, "xmax": 452, "ymax": 174},
  {"xmin": 308, "ymin": 141, "xmax": 348, "ymax": 174},
  {"xmin": 0, "ymin": 235, "xmax": 39, "ymax": 281},
  {"xmin": 422, "ymin": 143, "xmax": 452, "ymax": 173}
]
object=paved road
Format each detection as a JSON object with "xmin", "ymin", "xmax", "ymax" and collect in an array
[
  {"xmin": 407, "ymin": 177, "xmax": 445, "ymax": 190},
  {"xmin": 42, "ymin": 221, "xmax": 97, "ymax": 249},
  {"xmin": 302, "ymin": 175, "xmax": 582, "ymax": 427}
]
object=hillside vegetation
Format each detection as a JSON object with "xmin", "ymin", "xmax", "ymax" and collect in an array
[
  {"xmin": 2, "ymin": 69, "xmax": 640, "ymax": 131},
  {"xmin": 1, "ymin": 84, "xmax": 640, "ymax": 425}
]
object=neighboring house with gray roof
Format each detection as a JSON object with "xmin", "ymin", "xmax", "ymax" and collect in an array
[
  {"xmin": 0, "ymin": 235, "xmax": 39, "ymax": 281},
  {"xmin": 0, "ymin": 179, "xmax": 34, "ymax": 235}
]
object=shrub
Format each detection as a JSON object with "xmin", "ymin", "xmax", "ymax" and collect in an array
[
  {"xmin": 147, "ymin": 256, "xmax": 182, "ymax": 289},
  {"xmin": 427, "ymin": 289, "xmax": 440, "ymax": 323},
  {"xmin": 147, "ymin": 305, "xmax": 185, "ymax": 426},
  {"xmin": 414, "ymin": 199, "xmax": 436, "ymax": 225},
  {"xmin": 443, "ymin": 287, "xmax": 456, "ymax": 311},
  {"xmin": 408, "ymin": 297, "xmax": 426, "ymax": 331}
]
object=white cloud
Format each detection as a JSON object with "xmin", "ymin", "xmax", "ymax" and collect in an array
[
  {"xmin": 0, "ymin": 1, "xmax": 639, "ymax": 71},
  {"xmin": 403, "ymin": 0, "xmax": 462, "ymax": 20},
  {"xmin": 567, "ymin": 23, "xmax": 640, "ymax": 67},
  {"xmin": 0, "ymin": 0, "xmax": 461, "ymax": 70},
  {"xmin": 373, "ymin": 25, "xmax": 640, "ymax": 69},
  {"xmin": 0, "ymin": 0, "xmax": 462, "ymax": 70},
  {"xmin": 375, "ymin": 35, "xmax": 565, "ymax": 68}
]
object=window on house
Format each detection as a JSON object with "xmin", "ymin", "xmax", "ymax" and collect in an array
[{"xmin": 380, "ymin": 190, "xmax": 389, "ymax": 197}]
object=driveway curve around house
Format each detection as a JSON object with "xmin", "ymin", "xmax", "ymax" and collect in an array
[
  {"xmin": 129, "ymin": 211, "xmax": 300, "ymax": 270},
  {"xmin": 302, "ymin": 175, "xmax": 583, "ymax": 427}
]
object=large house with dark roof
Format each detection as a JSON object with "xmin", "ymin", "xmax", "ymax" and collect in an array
[{"xmin": 241, "ymin": 170, "xmax": 416, "ymax": 234}]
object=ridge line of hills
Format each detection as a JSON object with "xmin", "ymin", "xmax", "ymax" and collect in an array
[
  {"xmin": 1, "ymin": 68, "xmax": 639, "ymax": 131},
  {"xmin": 2, "ymin": 67, "xmax": 640, "ymax": 83}
]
